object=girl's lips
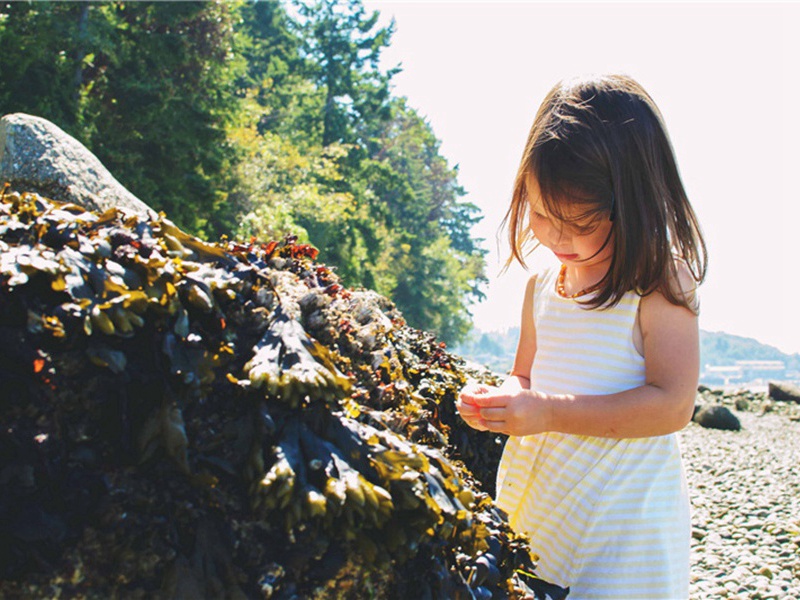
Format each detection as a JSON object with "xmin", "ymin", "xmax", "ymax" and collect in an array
[{"xmin": 555, "ymin": 252, "xmax": 579, "ymax": 261}]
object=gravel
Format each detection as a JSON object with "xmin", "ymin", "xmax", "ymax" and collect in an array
[{"xmin": 679, "ymin": 399, "xmax": 800, "ymax": 599}]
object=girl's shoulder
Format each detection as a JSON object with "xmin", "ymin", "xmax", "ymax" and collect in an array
[
  {"xmin": 524, "ymin": 272, "xmax": 539, "ymax": 305},
  {"xmin": 664, "ymin": 256, "xmax": 700, "ymax": 315},
  {"xmin": 639, "ymin": 257, "xmax": 700, "ymax": 326},
  {"xmin": 523, "ymin": 267, "xmax": 555, "ymax": 313},
  {"xmin": 530, "ymin": 266, "xmax": 559, "ymax": 294}
]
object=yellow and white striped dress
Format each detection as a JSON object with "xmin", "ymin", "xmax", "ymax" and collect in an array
[{"xmin": 496, "ymin": 268, "xmax": 690, "ymax": 599}]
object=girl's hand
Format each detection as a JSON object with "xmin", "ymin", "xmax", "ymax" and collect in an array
[
  {"xmin": 460, "ymin": 386, "xmax": 552, "ymax": 437},
  {"xmin": 456, "ymin": 382, "xmax": 492, "ymax": 431}
]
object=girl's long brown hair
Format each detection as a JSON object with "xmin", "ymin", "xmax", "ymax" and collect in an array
[{"xmin": 502, "ymin": 74, "xmax": 707, "ymax": 312}]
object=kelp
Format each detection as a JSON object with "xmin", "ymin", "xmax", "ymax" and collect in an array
[{"xmin": 0, "ymin": 187, "xmax": 568, "ymax": 599}]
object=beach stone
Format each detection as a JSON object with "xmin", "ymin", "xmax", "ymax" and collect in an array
[
  {"xmin": 683, "ymin": 409, "xmax": 800, "ymax": 600},
  {"xmin": 708, "ymin": 585, "xmax": 729, "ymax": 595},
  {"xmin": 768, "ymin": 381, "xmax": 800, "ymax": 403},
  {"xmin": 0, "ymin": 113, "xmax": 156, "ymax": 218},
  {"xmin": 724, "ymin": 580, "xmax": 739, "ymax": 593},
  {"xmin": 693, "ymin": 405, "xmax": 742, "ymax": 431}
]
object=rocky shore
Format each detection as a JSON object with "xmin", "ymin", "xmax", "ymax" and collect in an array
[
  {"xmin": 682, "ymin": 390, "xmax": 800, "ymax": 599},
  {"xmin": 3, "ymin": 112, "xmax": 799, "ymax": 599}
]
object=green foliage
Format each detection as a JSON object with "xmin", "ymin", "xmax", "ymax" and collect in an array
[
  {"xmin": 362, "ymin": 98, "xmax": 488, "ymax": 341},
  {"xmin": 0, "ymin": 0, "xmax": 488, "ymax": 345},
  {"xmin": 78, "ymin": 2, "xmax": 246, "ymax": 238},
  {"xmin": 293, "ymin": 0, "xmax": 396, "ymax": 146},
  {"xmin": 0, "ymin": 1, "xmax": 245, "ymax": 237},
  {"xmin": 230, "ymin": 114, "xmax": 355, "ymax": 244},
  {"xmin": 235, "ymin": 0, "xmax": 321, "ymax": 140},
  {"xmin": 0, "ymin": 2, "xmax": 89, "ymax": 127}
]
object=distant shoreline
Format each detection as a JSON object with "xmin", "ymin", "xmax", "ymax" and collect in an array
[
  {"xmin": 454, "ymin": 328, "xmax": 800, "ymax": 391},
  {"xmin": 702, "ymin": 381, "xmax": 800, "ymax": 395}
]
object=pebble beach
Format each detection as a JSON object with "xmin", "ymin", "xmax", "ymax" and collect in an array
[{"xmin": 680, "ymin": 392, "xmax": 800, "ymax": 599}]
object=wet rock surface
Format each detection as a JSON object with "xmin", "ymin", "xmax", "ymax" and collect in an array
[{"xmin": 682, "ymin": 395, "xmax": 800, "ymax": 599}]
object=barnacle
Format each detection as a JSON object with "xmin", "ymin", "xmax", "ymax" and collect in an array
[{"xmin": 0, "ymin": 189, "xmax": 567, "ymax": 600}]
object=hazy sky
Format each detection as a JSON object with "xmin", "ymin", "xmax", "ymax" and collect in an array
[{"xmin": 363, "ymin": 1, "xmax": 800, "ymax": 355}]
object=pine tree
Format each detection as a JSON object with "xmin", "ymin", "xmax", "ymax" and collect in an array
[{"xmin": 0, "ymin": 1, "xmax": 246, "ymax": 237}]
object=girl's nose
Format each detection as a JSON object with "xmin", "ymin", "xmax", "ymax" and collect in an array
[{"xmin": 549, "ymin": 224, "xmax": 569, "ymax": 245}]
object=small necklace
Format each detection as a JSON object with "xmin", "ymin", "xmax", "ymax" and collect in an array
[{"xmin": 556, "ymin": 264, "xmax": 603, "ymax": 298}]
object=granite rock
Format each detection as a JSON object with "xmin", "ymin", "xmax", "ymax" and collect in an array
[{"xmin": 0, "ymin": 113, "xmax": 156, "ymax": 218}]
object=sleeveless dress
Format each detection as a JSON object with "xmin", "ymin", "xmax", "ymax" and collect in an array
[{"xmin": 495, "ymin": 268, "xmax": 690, "ymax": 599}]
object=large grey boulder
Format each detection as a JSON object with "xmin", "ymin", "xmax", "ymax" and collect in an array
[{"xmin": 0, "ymin": 113, "xmax": 156, "ymax": 218}]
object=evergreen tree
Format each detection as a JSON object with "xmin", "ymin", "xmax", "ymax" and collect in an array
[
  {"xmin": 365, "ymin": 98, "xmax": 488, "ymax": 342},
  {"xmin": 293, "ymin": 0, "xmax": 396, "ymax": 146},
  {"xmin": 0, "ymin": 1, "xmax": 245, "ymax": 237},
  {"xmin": 236, "ymin": 0, "xmax": 320, "ymax": 140},
  {"xmin": 0, "ymin": 0, "xmax": 488, "ymax": 344},
  {"xmin": 286, "ymin": 0, "xmax": 486, "ymax": 342},
  {"xmin": 0, "ymin": 2, "xmax": 92, "ymax": 130},
  {"xmin": 230, "ymin": 0, "xmax": 353, "ymax": 246}
]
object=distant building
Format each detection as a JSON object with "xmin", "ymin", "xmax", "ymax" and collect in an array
[
  {"xmin": 702, "ymin": 365, "xmax": 744, "ymax": 386},
  {"xmin": 701, "ymin": 360, "xmax": 786, "ymax": 387},
  {"xmin": 735, "ymin": 360, "xmax": 786, "ymax": 381}
]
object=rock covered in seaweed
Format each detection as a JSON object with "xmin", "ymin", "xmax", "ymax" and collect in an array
[{"xmin": 0, "ymin": 188, "xmax": 568, "ymax": 599}]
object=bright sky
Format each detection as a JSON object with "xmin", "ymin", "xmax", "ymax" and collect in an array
[{"xmin": 363, "ymin": 1, "xmax": 800, "ymax": 356}]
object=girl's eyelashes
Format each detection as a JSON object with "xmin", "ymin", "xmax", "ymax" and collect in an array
[
  {"xmin": 569, "ymin": 218, "xmax": 602, "ymax": 235},
  {"xmin": 530, "ymin": 208, "xmax": 601, "ymax": 236}
]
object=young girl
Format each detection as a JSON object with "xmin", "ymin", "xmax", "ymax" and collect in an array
[{"xmin": 457, "ymin": 74, "xmax": 706, "ymax": 599}]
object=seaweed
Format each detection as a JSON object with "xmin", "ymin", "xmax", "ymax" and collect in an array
[{"xmin": 0, "ymin": 188, "xmax": 568, "ymax": 599}]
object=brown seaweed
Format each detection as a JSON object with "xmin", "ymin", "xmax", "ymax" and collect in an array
[{"xmin": 0, "ymin": 188, "xmax": 568, "ymax": 599}]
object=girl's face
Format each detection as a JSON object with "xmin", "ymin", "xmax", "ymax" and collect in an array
[{"xmin": 525, "ymin": 175, "xmax": 615, "ymax": 270}]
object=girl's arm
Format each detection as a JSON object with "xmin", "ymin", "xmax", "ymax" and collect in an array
[
  {"xmin": 501, "ymin": 273, "xmax": 538, "ymax": 391},
  {"xmin": 466, "ymin": 267, "xmax": 699, "ymax": 439},
  {"xmin": 456, "ymin": 275, "xmax": 537, "ymax": 430}
]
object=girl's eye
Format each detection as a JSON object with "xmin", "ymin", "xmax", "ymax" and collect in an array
[{"xmin": 568, "ymin": 221, "xmax": 600, "ymax": 236}]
